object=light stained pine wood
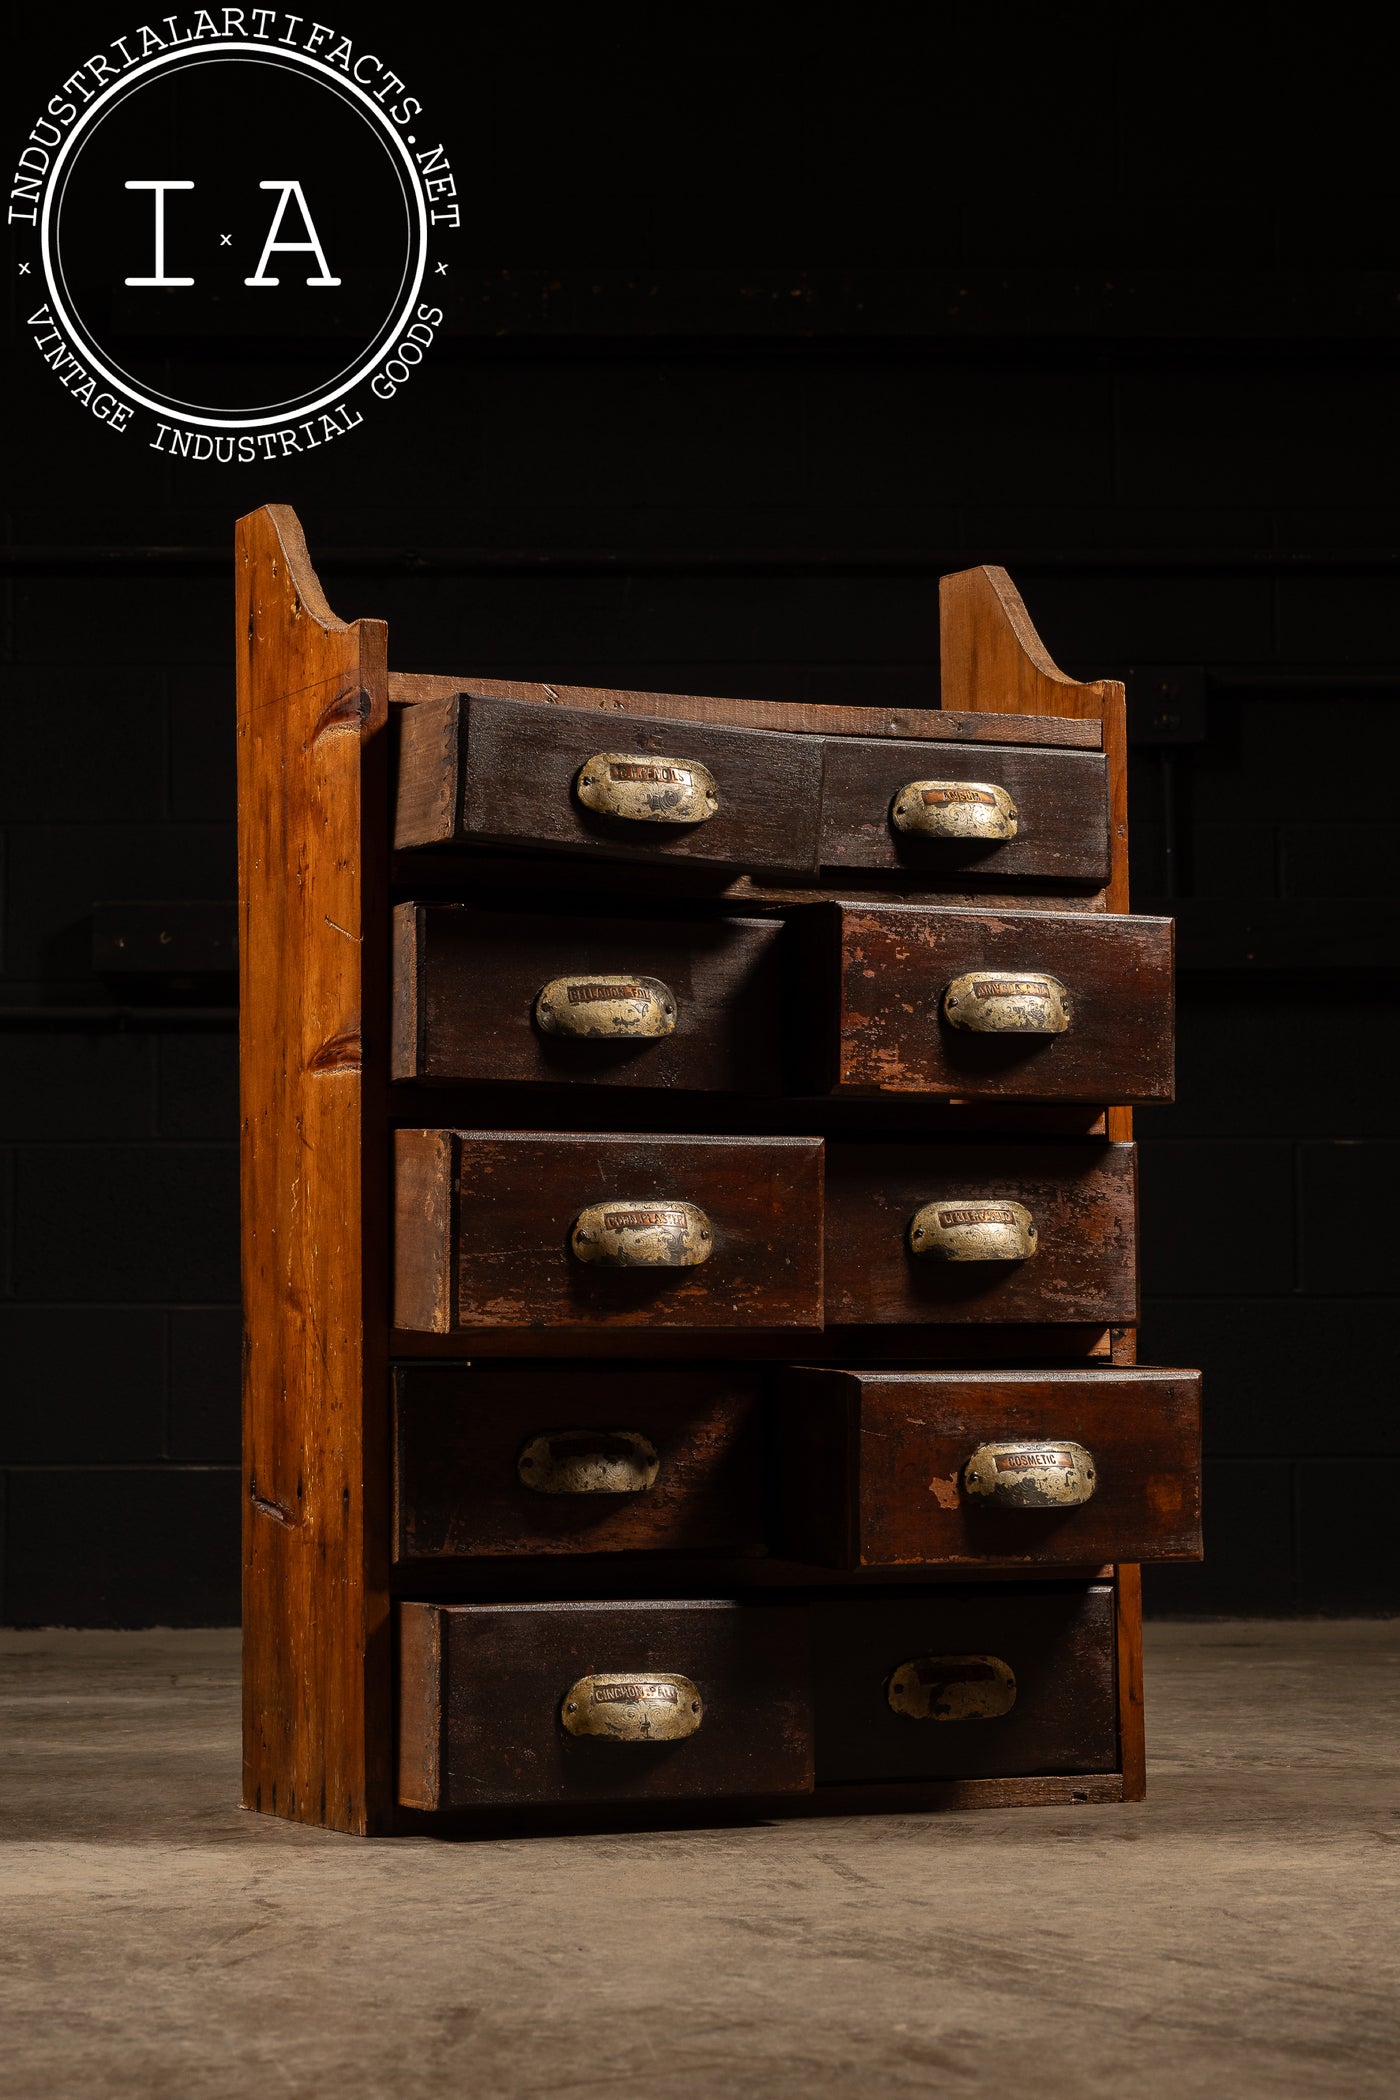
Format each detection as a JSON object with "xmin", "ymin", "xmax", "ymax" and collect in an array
[
  {"xmin": 938, "ymin": 565, "xmax": 1147, "ymax": 1794},
  {"xmin": 238, "ymin": 504, "xmax": 392, "ymax": 1836}
]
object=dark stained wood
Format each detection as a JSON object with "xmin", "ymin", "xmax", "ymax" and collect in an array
[
  {"xmin": 237, "ymin": 504, "xmax": 392, "ymax": 1835},
  {"xmin": 818, "ymin": 737, "xmax": 1111, "ymax": 884},
  {"xmin": 387, "ymin": 671, "xmax": 1101, "ymax": 748},
  {"xmin": 393, "ymin": 902, "xmax": 787, "ymax": 1093},
  {"xmin": 395, "ymin": 693, "xmax": 825, "ymax": 877},
  {"xmin": 393, "ymin": 1131, "xmax": 825, "ymax": 1335},
  {"xmin": 1116, "ymin": 1562, "xmax": 1147, "ymax": 1800},
  {"xmin": 773, "ymin": 1368, "xmax": 1202, "ymax": 1569},
  {"xmin": 824, "ymin": 1140, "xmax": 1137, "ymax": 1325},
  {"xmin": 814, "ymin": 1583, "xmax": 1118, "ymax": 1784},
  {"xmin": 389, "ymin": 1321, "xmax": 1114, "ymax": 1364},
  {"xmin": 815, "ymin": 902, "xmax": 1175, "ymax": 1101},
  {"xmin": 397, "ymin": 1599, "xmax": 814, "ymax": 1809},
  {"xmin": 802, "ymin": 1771, "xmax": 1123, "ymax": 1813},
  {"xmin": 391, "ymin": 1129, "xmax": 453, "ymax": 1334},
  {"xmin": 393, "ymin": 1366, "xmax": 767, "ymax": 1560}
]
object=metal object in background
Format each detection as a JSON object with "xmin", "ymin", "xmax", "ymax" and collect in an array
[
  {"xmin": 942, "ymin": 971, "xmax": 1071, "ymax": 1034},
  {"xmin": 571, "ymin": 1200, "xmax": 714, "ymax": 1268},
  {"xmin": 575, "ymin": 752, "xmax": 720, "ymax": 824},
  {"xmin": 908, "ymin": 1199, "xmax": 1038, "ymax": 1262},
  {"xmin": 963, "ymin": 1441, "xmax": 1098, "ymax": 1509},
  {"xmin": 561, "ymin": 1674, "xmax": 704, "ymax": 1740},
  {"xmin": 887, "ymin": 1656, "xmax": 1018, "ymax": 1722},
  {"xmin": 890, "ymin": 779, "xmax": 1018, "ymax": 840},
  {"xmin": 517, "ymin": 1430, "xmax": 661, "ymax": 1496},
  {"xmin": 534, "ymin": 974, "xmax": 677, "ymax": 1039}
]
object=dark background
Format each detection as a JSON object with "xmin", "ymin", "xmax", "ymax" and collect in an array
[{"xmin": 2, "ymin": 9, "xmax": 1397, "ymax": 1623}]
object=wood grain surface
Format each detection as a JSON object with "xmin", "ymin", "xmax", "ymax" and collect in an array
[
  {"xmin": 773, "ymin": 1367, "xmax": 1202, "ymax": 1568},
  {"xmin": 393, "ymin": 901, "xmax": 787, "ymax": 1093},
  {"xmin": 393, "ymin": 1366, "xmax": 767, "ymax": 1560},
  {"xmin": 818, "ymin": 736, "xmax": 1110, "ymax": 883},
  {"xmin": 386, "ymin": 671, "xmax": 1101, "ymax": 748},
  {"xmin": 819, "ymin": 901, "xmax": 1175, "ymax": 1100},
  {"xmin": 237, "ymin": 504, "xmax": 391, "ymax": 1834},
  {"xmin": 397, "ymin": 1599, "xmax": 814, "ymax": 1809},
  {"xmin": 823, "ymin": 1140, "xmax": 1138, "ymax": 1325},
  {"xmin": 393, "ymin": 1130, "xmax": 825, "ymax": 1334},
  {"xmin": 813, "ymin": 1583, "xmax": 1118, "ymax": 1783}
]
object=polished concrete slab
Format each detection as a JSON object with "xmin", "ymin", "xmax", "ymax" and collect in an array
[{"xmin": 2, "ymin": 1621, "xmax": 1397, "ymax": 2099}]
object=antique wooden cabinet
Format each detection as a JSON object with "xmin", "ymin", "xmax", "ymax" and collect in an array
[{"xmin": 237, "ymin": 504, "xmax": 1201, "ymax": 1834}]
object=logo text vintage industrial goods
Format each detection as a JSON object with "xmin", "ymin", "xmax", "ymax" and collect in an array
[{"xmin": 10, "ymin": 11, "xmax": 457, "ymax": 458}]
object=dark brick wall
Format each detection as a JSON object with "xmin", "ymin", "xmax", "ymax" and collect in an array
[{"xmin": 3, "ymin": 12, "xmax": 1397, "ymax": 1620}]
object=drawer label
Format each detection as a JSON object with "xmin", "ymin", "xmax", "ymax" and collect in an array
[
  {"xmin": 922, "ymin": 786, "xmax": 996, "ymax": 807},
  {"xmin": 575, "ymin": 750, "xmax": 720, "ymax": 825},
  {"xmin": 592, "ymin": 1681, "xmax": 678, "ymax": 1706},
  {"xmin": 561, "ymin": 1672, "xmax": 704, "ymax": 1741},
  {"xmin": 890, "ymin": 778, "xmax": 1019, "ymax": 842},
  {"xmin": 963, "ymin": 1440, "xmax": 1097, "ymax": 1509}
]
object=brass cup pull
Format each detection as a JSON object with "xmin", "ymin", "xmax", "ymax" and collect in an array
[
  {"xmin": 963, "ymin": 1440, "xmax": 1097, "ymax": 1509},
  {"xmin": 535, "ymin": 974, "xmax": 677, "ymax": 1040},
  {"xmin": 890, "ymin": 779, "xmax": 1018, "ymax": 841},
  {"xmin": 908, "ymin": 1199, "xmax": 1037, "ymax": 1262},
  {"xmin": 943, "ymin": 971, "xmax": 1070, "ymax": 1035},
  {"xmin": 518, "ymin": 1429, "xmax": 660, "ymax": 1495},
  {"xmin": 571, "ymin": 1199, "xmax": 713, "ymax": 1268},
  {"xmin": 576, "ymin": 751, "xmax": 720, "ymax": 825},
  {"xmin": 561, "ymin": 1673, "xmax": 703, "ymax": 1741},
  {"xmin": 888, "ymin": 1656, "xmax": 1017, "ymax": 1722}
]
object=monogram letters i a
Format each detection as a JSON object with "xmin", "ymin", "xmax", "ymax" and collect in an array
[{"xmin": 124, "ymin": 177, "xmax": 339, "ymax": 286}]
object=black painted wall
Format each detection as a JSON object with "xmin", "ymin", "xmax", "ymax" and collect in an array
[{"xmin": 2, "ymin": 12, "xmax": 1397, "ymax": 1621}]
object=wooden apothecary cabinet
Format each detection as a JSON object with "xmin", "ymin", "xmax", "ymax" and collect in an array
[{"xmin": 237, "ymin": 505, "xmax": 1200, "ymax": 1834}]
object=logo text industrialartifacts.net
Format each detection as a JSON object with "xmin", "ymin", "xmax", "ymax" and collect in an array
[{"xmin": 10, "ymin": 11, "xmax": 457, "ymax": 458}]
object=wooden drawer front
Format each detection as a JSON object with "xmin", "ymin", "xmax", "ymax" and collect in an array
[
  {"xmin": 394, "ymin": 1366, "xmax": 767, "ymax": 1560},
  {"xmin": 394, "ymin": 1130, "xmax": 825, "ymax": 1335},
  {"xmin": 824, "ymin": 1141, "xmax": 1136, "ymax": 1325},
  {"xmin": 776, "ymin": 1368, "xmax": 1202, "ymax": 1569},
  {"xmin": 396, "ymin": 694, "xmax": 823, "ymax": 878},
  {"xmin": 819, "ymin": 737, "xmax": 1111, "ymax": 883},
  {"xmin": 398, "ymin": 1599, "xmax": 813, "ymax": 1809},
  {"xmin": 818, "ymin": 903, "xmax": 1174, "ymax": 1101},
  {"xmin": 393, "ymin": 902, "xmax": 786, "ymax": 1093},
  {"xmin": 815, "ymin": 1585, "xmax": 1117, "ymax": 1784}
]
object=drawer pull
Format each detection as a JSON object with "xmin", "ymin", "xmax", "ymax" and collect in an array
[
  {"xmin": 571, "ymin": 1199, "xmax": 714, "ymax": 1268},
  {"xmin": 963, "ymin": 1440, "xmax": 1097, "ymax": 1508},
  {"xmin": 517, "ymin": 1429, "xmax": 661, "ymax": 1495},
  {"xmin": 908, "ymin": 1199, "xmax": 1038, "ymax": 1262},
  {"xmin": 887, "ymin": 1655, "xmax": 1017, "ymax": 1722},
  {"xmin": 890, "ymin": 779, "xmax": 1018, "ymax": 841},
  {"xmin": 576, "ymin": 751, "xmax": 720, "ymax": 825},
  {"xmin": 942, "ymin": 971, "xmax": 1070, "ymax": 1035},
  {"xmin": 561, "ymin": 1672, "xmax": 704, "ymax": 1741},
  {"xmin": 535, "ymin": 974, "xmax": 677, "ymax": 1040}
]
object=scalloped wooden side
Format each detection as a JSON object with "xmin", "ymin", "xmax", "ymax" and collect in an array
[
  {"xmin": 237, "ymin": 504, "xmax": 392, "ymax": 1834},
  {"xmin": 939, "ymin": 564, "xmax": 1143, "ymax": 1799}
]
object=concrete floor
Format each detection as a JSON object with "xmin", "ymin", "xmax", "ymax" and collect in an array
[{"xmin": 1, "ymin": 1624, "xmax": 1397, "ymax": 2100}]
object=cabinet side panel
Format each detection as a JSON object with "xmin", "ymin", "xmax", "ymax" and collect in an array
[{"xmin": 238, "ymin": 503, "xmax": 390, "ymax": 1835}]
